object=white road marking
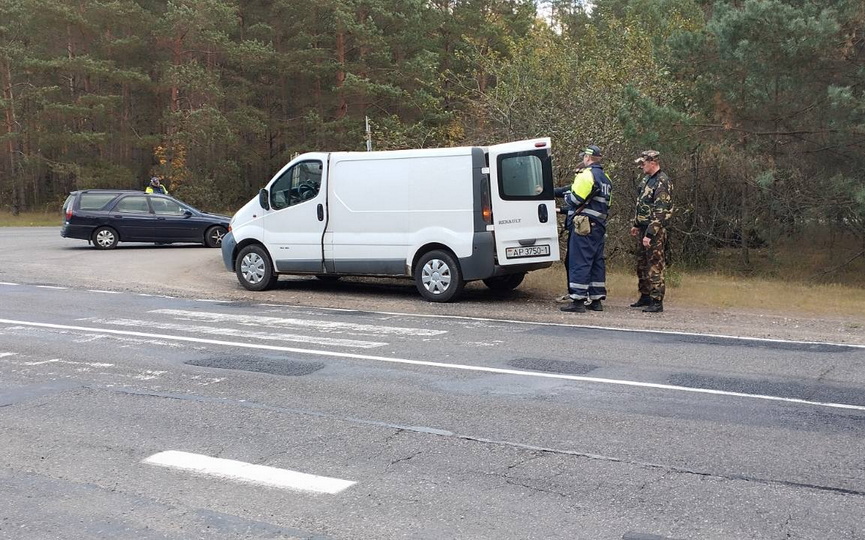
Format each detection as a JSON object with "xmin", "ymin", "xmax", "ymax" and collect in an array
[
  {"xmin": 79, "ymin": 317, "xmax": 388, "ymax": 349},
  {"xmin": 22, "ymin": 358, "xmax": 114, "ymax": 367},
  {"xmin": 0, "ymin": 282, "xmax": 20, "ymax": 286},
  {"xmin": 0, "ymin": 352, "xmax": 17, "ymax": 358},
  {"xmin": 1, "ymin": 317, "xmax": 864, "ymax": 412},
  {"xmin": 87, "ymin": 290, "xmax": 122, "ymax": 294},
  {"xmin": 10, "ymin": 281, "xmax": 861, "ymax": 349},
  {"xmin": 143, "ymin": 451, "xmax": 355, "ymax": 494},
  {"xmin": 150, "ymin": 309, "xmax": 447, "ymax": 337},
  {"xmin": 35, "ymin": 285, "xmax": 67, "ymax": 290}
]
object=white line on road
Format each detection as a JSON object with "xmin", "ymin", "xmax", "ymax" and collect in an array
[
  {"xmin": 21, "ymin": 358, "xmax": 115, "ymax": 367},
  {"xmin": 150, "ymin": 309, "xmax": 448, "ymax": 337},
  {"xmin": 87, "ymin": 289, "xmax": 123, "ymax": 294},
  {"xmin": 2, "ymin": 317, "xmax": 864, "ymax": 412},
  {"xmin": 79, "ymin": 317, "xmax": 389, "ymax": 349},
  {"xmin": 142, "ymin": 450, "xmax": 356, "ymax": 494},
  {"xmin": 35, "ymin": 285, "xmax": 67, "ymax": 290},
  {"xmin": 0, "ymin": 282, "xmax": 20, "ymax": 286}
]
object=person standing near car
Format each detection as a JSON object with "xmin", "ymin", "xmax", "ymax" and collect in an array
[
  {"xmin": 559, "ymin": 145, "xmax": 612, "ymax": 313},
  {"xmin": 145, "ymin": 176, "xmax": 168, "ymax": 195},
  {"xmin": 629, "ymin": 150, "xmax": 673, "ymax": 313}
]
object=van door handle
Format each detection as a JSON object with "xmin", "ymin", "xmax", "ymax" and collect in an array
[
  {"xmin": 317, "ymin": 204, "xmax": 324, "ymax": 221},
  {"xmin": 538, "ymin": 204, "xmax": 548, "ymax": 223}
]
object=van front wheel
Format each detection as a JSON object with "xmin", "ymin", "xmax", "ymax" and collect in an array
[
  {"xmin": 236, "ymin": 245, "xmax": 278, "ymax": 291},
  {"xmin": 415, "ymin": 250, "xmax": 464, "ymax": 302}
]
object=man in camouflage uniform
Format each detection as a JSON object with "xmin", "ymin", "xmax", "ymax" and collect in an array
[{"xmin": 629, "ymin": 150, "xmax": 673, "ymax": 313}]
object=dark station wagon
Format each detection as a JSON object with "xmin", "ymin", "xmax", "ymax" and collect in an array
[{"xmin": 61, "ymin": 190, "xmax": 231, "ymax": 250}]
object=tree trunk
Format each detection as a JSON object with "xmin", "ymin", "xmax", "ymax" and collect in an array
[{"xmin": 1, "ymin": 56, "xmax": 20, "ymax": 214}]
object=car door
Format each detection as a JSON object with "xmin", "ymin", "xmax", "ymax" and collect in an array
[
  {"xmin": 487, "ymin": 138, "xmax": 560, "ymax": 266},
  {"xmin": 150, "ymin": 196, "xmax": 198, "ymax": 242},
  {"xmin": 109, "ymin": 195, "xmax": 155, "ymax": 241},
  {"xmin": 261, "ymin": 157, "xmax": 328, "ymax": 273}
]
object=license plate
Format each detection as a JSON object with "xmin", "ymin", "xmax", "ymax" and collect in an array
[{"xmin": 505, "ymin": 244, "xmax": 550, "ymax": 259}]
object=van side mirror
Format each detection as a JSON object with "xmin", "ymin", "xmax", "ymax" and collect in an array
[{"xmin": 258, "ymin": 189, "xmax": 270, "ymax": 210}]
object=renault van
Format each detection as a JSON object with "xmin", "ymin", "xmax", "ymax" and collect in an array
[{"xmin": 222, "ymin": 138, "xmax": 559, "ymax": 302}]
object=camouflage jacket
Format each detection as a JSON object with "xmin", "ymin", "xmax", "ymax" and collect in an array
[{"xmin": 633, "ymin": 170, "xmax": 673, "ymax": 237}]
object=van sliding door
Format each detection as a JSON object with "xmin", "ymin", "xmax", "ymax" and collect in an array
[{"xmin": 487, "ymin": 138, "xmax": 560, "ymax": 266}]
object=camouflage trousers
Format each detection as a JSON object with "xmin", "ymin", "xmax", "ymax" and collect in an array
[{"xmin": 636, "ymin": 227, "xmax": 666, "ymax": 301}]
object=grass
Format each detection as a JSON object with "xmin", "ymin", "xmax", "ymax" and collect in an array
[
  {"xmin": 524, "ymin": 263, "xmax": 865, "ymax": 317},
  {"xmin": 0, "ymin": 211, "xmax": 61, "ymax": 227}
]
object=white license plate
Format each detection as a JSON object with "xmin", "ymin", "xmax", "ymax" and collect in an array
[{"xmin": 505, "ymin": 244, "xmax": 550, "ymax": 259}]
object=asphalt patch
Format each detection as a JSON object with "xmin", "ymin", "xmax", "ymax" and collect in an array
[
  {"xmin": 668, "ymin": 373, "xmax": 865, "ymax": 407},
  {"xmin": 186, "ymin": 356, "xmax": 324, "ymax": 377},
  {"xmin": 508, "ymin": 357, "xmax": 597, "ymax": 375}
]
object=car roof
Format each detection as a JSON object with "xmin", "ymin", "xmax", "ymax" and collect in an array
[{"xmin": 73, "ymin": 189, "xmax": 141, "ymax": 194}]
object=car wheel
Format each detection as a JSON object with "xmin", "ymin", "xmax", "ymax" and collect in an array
[
  {"xmin": 236, "ymin": 244, "xmax": 278, "ymax": 291},
  {"xmin": 91, "ymin": 226, "xmax": 119, "ymax": 250},
  {"xmin": 205, "ymin": 225, "xmax": 228, "ymax": 248},
  {"xmin": 482, "ymin": 272, "xmax": 525, "ymax": 292},
  {"xmin": 414, "ymin": 250, "xmax": 464, "ymax": 302}
]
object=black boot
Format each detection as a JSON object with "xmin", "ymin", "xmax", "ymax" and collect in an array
[
  {"xmin": 588, "ymin": 299, "xmax": 603, "ymax": 311},
  {"xmin": 560, "ymin": 300, "xmax": 587, "ymax": 313},
  {"xmin": 642, "ymin": 299, "xmax": 663, "ymax": 313},
  {"xmin": 631, "ymin": 294, "xmax": 652, "ymax": 307},
  {"xmin": 630, "ymin": 294, "xmax": 651, "ymax": 308}
]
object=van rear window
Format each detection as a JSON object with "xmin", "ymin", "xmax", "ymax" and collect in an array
[
  {"xmin": 79, "ymin": 193, "xmax": 119, "ymax": 210},
  {"xmin": 497, "ymin": 151, "xmax": 551, "ymax": 199}
]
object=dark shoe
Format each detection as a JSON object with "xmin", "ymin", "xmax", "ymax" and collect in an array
[
  {"xmin": 560, "ymin": 301, "xmax": 587, "ymax": 313},
  {"xmin": 630, "ymin": 295, "xmax": 651, "ymax": 308},
  {"xmin": 588, "ymin": 300, "xmax": 603, "ymax": 311},
  {"xmin": 642, "ymin": 299, "xmax": 664, "ymax": 313}
]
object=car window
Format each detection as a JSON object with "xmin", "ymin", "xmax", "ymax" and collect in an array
[
  {"xmin": 151, "ymin": 197, "xmax": 185, "ymax": 215},
  {"xmin": 270, "ymin": 160, "xmax": 323, "ymax": 210},
  {"xmin": 62, "ymin": 194, "xmax": 75, "ymax": 212},
  {"xmin": 115, "ymin": 196, "xmax": 151, "ymax": 214},
  {"xmin": 79, "ymin": 193, "xmax": 119, "ymax": 210}
]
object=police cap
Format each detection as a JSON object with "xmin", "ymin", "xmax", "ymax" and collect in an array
[{"xmin": 583, "ymin": 144, "xmax": 602, "ymax": 158}]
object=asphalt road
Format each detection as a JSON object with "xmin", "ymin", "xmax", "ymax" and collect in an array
[{"xmin": 1, "ymin": 228, "xmax": 865, "ymax": 539}]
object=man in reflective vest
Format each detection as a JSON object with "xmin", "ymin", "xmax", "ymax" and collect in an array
[
  {"xmin": 145, "ymin": 176, "xmax": 168, "ymax": 195},
  {"xmin": 630, "ymin": 150, "xmax": 673, "ymax": 313},
  {"xmin": 560, "ymin": 145, "xmax": 613, "ymax": 313}
]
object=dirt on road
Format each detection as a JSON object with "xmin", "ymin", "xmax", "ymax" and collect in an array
[{"xmin": 4, "ymin": 227, "xmax": 865, "ymax": 346}]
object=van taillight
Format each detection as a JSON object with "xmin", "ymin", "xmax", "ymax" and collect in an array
[{"xmin": 481, "ymin": 180, "xmax": 492, "ymax": 224}]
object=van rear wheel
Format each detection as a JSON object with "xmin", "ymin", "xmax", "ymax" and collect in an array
[
  {"xmin": 482, "ymin": 272, "xmax": 525, "ymax": 292},
  {"xmin": 236, "ymin": 244, "xmax": 278, "ymax": 291},
  {"xmin": 415, "ymin": 250, "xmax": 464, "ymax": 302}
]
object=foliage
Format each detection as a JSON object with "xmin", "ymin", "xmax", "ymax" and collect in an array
[{"xmin": 0, "ymin": 0, "xmax": 863, "ymax": 281}]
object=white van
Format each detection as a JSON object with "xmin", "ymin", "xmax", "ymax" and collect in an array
[{"xmin": 221, "ymin": 138, "xmax": 560, "ymax": 302}]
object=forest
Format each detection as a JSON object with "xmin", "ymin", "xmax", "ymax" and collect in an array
[{"xmin": 1, "ymin": 0, "xmax": 864, "ymax": 279}]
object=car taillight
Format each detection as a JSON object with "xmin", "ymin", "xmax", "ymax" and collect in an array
[{"xmin": 65, "ymin": 208, "xmax": 73, "ymax": 221}]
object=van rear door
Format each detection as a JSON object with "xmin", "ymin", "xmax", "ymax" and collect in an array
[{"xmin": 487, "ymin": 138, "xmax": 560, "ymax": 266}]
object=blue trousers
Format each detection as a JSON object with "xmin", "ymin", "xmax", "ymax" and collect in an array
[{"xmin": 567, "ymin": 221, "xmax": 607, "ymax": 301}]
